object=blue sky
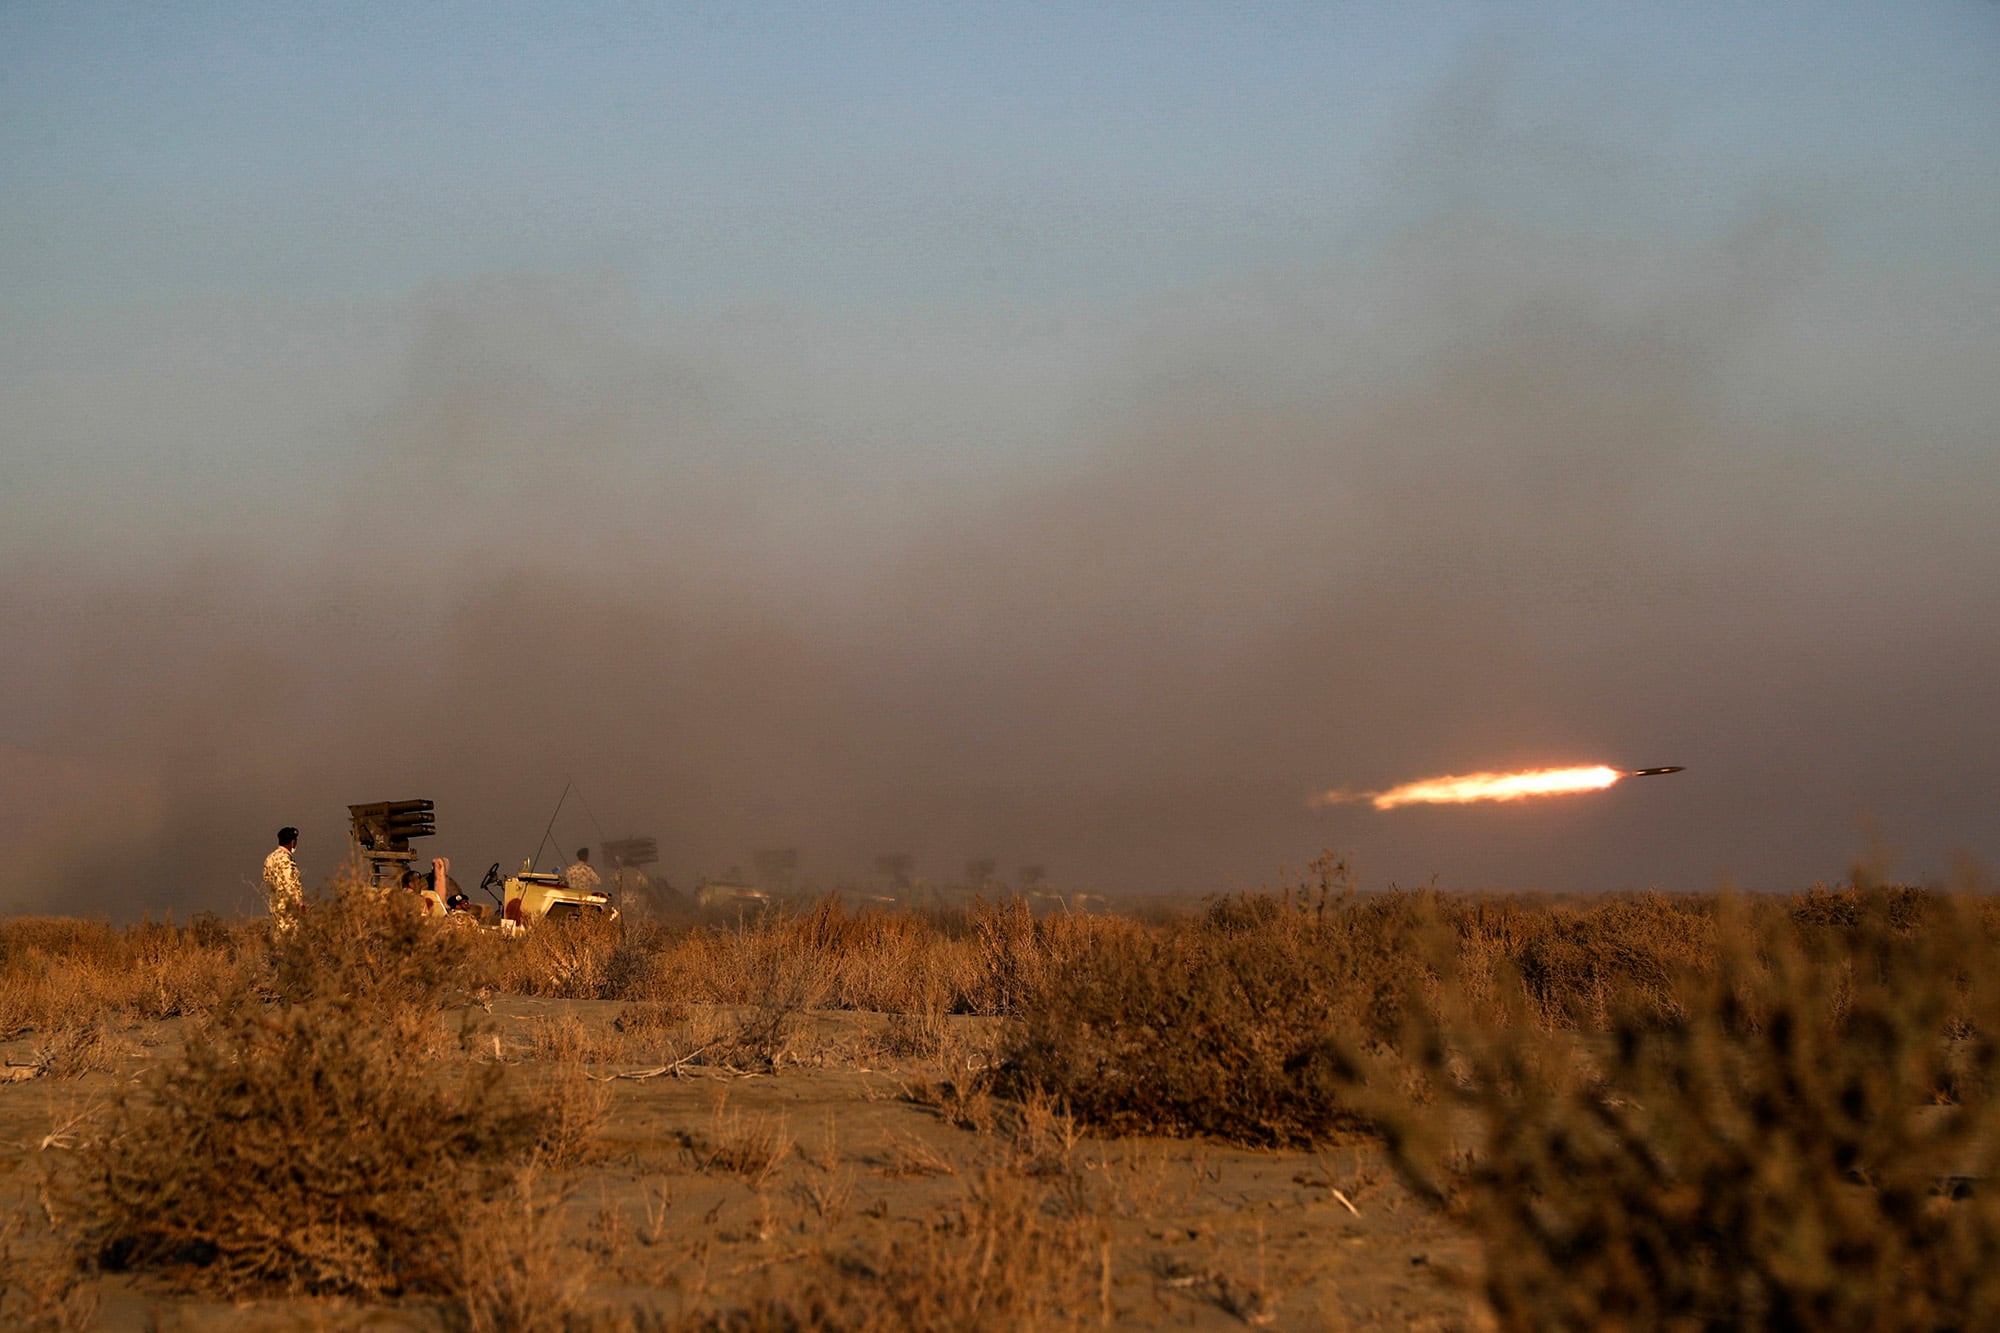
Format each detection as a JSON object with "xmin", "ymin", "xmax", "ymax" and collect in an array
[
  {"xmin": 6, "ymin": 1, "xmax": 1993, "ymax": 317},
  {"xmin": 5, "ymin": 0, "xmax": 1995, "ymax": 543}
]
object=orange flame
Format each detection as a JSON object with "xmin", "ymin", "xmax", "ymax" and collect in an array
[{"xmin": 1311, "ymin": 764, "xmax": 1624, "ymax": 811}]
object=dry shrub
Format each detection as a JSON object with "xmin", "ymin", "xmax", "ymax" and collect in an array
[
  {"xmin": 1005, "ymin": 1087, "xmax": 1084, "ymax": 1178},
  {"xmin": 994, "ymin": 926, "xmax": 1335, "ymax": 1143},
  {"xmin": 628, "ymin": 894, "xmax": 1047, "ymax": 1020},
  {"xmin": 125, "ymin": 917, "xmax": 253, "ymax": 1021},
  {"xmin": 30, "ymin": 1021, "xmax": 129, "ymax": 1080},
  {"xmin": 74, "ymin": 1004, "xmax": 531, "ymax": 1294},
  {"xmin": 880, "ymin": 1005, "xmax": 949, "ymax": 1062},
  {"xmin": 723, "ymin": 930, "xmax": 826, "ymax": 1069},
  {"xmin": 790, "ymin": 1166, "xmax": 857, "ymax": 1226},
  {"xmin": 680, "ymin": 1096, "xmax": 794, "ymax": 1189},
  {"xmin": 0, "ymin": 1208, "xmax": 99, "ymax": 1331},
  {"xmin": 0, "ymin": 921, "xmax": 121, "ymax": 1036},
  {"xmin": 452, "ymin": 1167, "xmax": 588, "ymax": 1333},
  {"xmin": 971, "ymin": 897, "xmax": 1045, "ymax": 1016},
  {"xmin": 776, "ymin": 897, "xmax": 986, "ymax": 1015},
  {"xmin": 1788, "ymin": 881, "xmax": 1932, "ymax": 933},
  {"xmin": 455, "ymin": 892, "xmax": 1100, "ymax": 1027},
  {"xmin": 470, "ymin": 916, "xmax": 693, "ymax": 1008},
  {"xmin": 1501, "ymin": 892, "xmax": 1715, "ymax": 1030},
  {"xmin": 871, "ymin": 1132, "xmax": 957, "ymax": 1180},
  {"xmin": 850, "ymin": 1168, "xmax": 1107, "ymax": 1327},
  {"xmin": 1368, "ymin": 887, "xmax": 2000, "ymax": 1330},
  {"xmin": 0, "ymin": 915, "xmax": 250, "ymax": 1034},
  {"xmin": 704, "ymin": 1168, "xmax": 1109, "ymax": 1331},
  {"xmin": 995, "ymin": 865, "xmax": 1406, "ymax": 1145},
  {"xmin": 493, "ymin": 914, "xmax": 627, "ymax": 1000},
  {"xmin": 527, "ymin": 1012, "xmax": 635, "ymax": 1067},
  {"xmin": 63, "ymin": 886, "xmax": 547, "ymax": 1297},
  {"xmin": 601, "ymin": 923, "xmax": 686, "ymax": 1003},
  {"xmin": 528, "ymin": 1061, "xmax": 614, "ymax": 1168},
  {"xmin": 904, "ymin": 1077, "xmax": 1000, "ymax": 1136},
  {"xmin": 266, "ymin": 882, "xmax": 476, "ymax": 1013},
  {"xmin": 971, "ymin": 897, "xmax": 1119, "ymax": 1017}
]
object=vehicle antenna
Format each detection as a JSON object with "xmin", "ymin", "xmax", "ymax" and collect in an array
[
  {"xmin": 528, "ymin": 780, "xmax": 571, "ymax": 873},
  {"xmin": 571, "ymin": 780, "xmax": 611, "ymax": 848}
]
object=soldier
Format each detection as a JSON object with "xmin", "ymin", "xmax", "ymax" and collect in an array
[
  {"xmin": 395, "ymin": 858, "xmax": 459, "ymax": 918},
  {"xmin": 609, "ymin": 862, "xmax": 648, "ymax": 908},
  {"xmin": 262, "ymin": 827, "xmax": 303, "ymax": 935},
  {"xmin": 563, "ymin": 846, "xmax": 602, "ymax": 895}
]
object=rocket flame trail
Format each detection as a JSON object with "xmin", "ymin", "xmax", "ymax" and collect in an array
[{"xmin": 1311, "ymin": 764, "xmax": 1626, "ymax": 811}]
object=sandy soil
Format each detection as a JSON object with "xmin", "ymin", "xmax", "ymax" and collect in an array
[{"xmin": 0, "ymin": 999, "xmax": 1485, "ymax": 1330}]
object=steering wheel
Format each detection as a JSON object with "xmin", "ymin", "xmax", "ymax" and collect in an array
[{"xmin": 479, "ymin": 862, "xmax": 503, "ymax": 905}]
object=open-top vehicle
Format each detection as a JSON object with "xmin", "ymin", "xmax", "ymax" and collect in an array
[{"xmin": 480, "ymin": 861, "xmax": 620, "ymax": 926}]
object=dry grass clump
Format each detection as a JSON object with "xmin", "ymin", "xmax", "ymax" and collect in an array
[
  {"xmin": 1787, "ymin": 881, "xmax": 1933, "ymax": 933},
  {"xmin": 452, "ymin": 1167, "xmax": 590, "ymax": 1333},
  {"xmin": 75, "ymin": 997, "xmax": 531, "ymax": 1294},
  {"xmin": 601, "ymin": 924, "xmax": 693, "ymax": 1005},
  {"xmin": 969, "ymin": 896, "xmax": 1123, "ymax": 1017},
  {"xmin": 0, "ymin": 914, "xmax": 249, "ymax": 1034},
  {"xmin": 638, "ymin": 897, "xmax": 961, "ymax": 1018},
  {"xmin": 1488, "ymin": 891, "xmax": 1717, "ymax": 1030},
  {"xmin": 264, "ymin": 878, "xmax": 478, "ymax": 1016},
  {"xmin": 988, "ymin": 871, "xmax": 2000, "ymax": 1160},
  {"xmin": 29, "ymin": 1020, "xmax": 132, "ymax": 1080},
  {"xmin": 0, "ymin": 1209, "xmax": 99, "ymax": 1331},
  {"xmin": 994, "ymin": 861, "xmax": 1407, "ymax": 1145},
  {"xmin": 678, "ymin": 1094, "xmax": 794, "ymax": 1189},
  {"xmin": 838, "ymin": 1167, "xmax": 1109, "ymax": 1330},
  {"xmin": 473, "ymin": 913, "xmax": 629, "ymax": 1000},
  {"xmin": 526, "ymin": 1060, "xmax": 615, "ymax": 1169},
  {"xmin": 1366, "ymin": 887, "xmax": 2000, "ymax": 1330},
  {"xmin": 701, "ymin": 1168, "xmax": 1110, "ymax": 1332},
  {"xmin": 61, "ymin": 886, "xmax": 561, "ymax": 1297},
  {"xmin": 457, "ymin": 892, "xmax": 1128, "ymax": 1021}
]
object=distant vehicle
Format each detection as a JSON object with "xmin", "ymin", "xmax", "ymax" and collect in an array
[{"xmin": 695, "ymin": 879, "xmax": 770, "ymax": 910}]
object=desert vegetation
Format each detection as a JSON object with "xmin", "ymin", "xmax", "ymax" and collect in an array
[{"xmin": 0, "ymin": 863, "xmax": 1993, "ymax": 1328}]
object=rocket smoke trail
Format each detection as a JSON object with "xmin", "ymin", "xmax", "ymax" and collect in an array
[{"xmin": 1311, "ymin": 764, "xmax": 1683, "ymax": 811}]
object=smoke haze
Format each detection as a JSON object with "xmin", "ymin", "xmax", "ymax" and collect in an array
[{"xmin": 4, "ymin": 24, "xmax": 1998, "ymax": 916}]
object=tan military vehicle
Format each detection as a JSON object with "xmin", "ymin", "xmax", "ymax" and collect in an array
[{"xmin": 482, "ymin": 861, "xmax": 620, "ymax": 927}]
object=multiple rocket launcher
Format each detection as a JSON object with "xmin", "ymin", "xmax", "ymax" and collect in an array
[{"xmin": 348, "ymin": 799, "xmax": 437, "ymax": 889}]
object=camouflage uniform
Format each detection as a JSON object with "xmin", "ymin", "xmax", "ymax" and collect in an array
[
  {"xmin": 609, "ymin": 866, "xmax": 653, "ymax": 918},
  {"xmin": 564, "ymin": 860, "xmax": 603, "ymax": 895},
  {"xmin": 262, "ymin": 845, "xmax": 303, "ymax": 934}
]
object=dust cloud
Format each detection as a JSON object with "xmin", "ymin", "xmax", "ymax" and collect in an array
[{"xmin": 5, "ymin": 72, "xmax": 1997, "ymax": 918}]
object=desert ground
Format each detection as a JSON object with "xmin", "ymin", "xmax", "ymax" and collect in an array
[
  {"xmin": 0, "ymin": 874, "xmax": 1994, "ymax": 1330},
  {"xmin": 1, "ymin": 999, "xmax": 1477, "ymax": 1330}
]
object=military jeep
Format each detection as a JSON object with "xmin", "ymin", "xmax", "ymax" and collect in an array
[{"xmin": 480, "ymin": 861, "xmax": 620, "ymax": 927}]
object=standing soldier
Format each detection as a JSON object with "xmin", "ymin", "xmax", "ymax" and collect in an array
[
  {"xmin": 262, "ymin": 827, "xmax": 304, "ymax": 935},
  {"xmin": 563, "ymin": 846, "xmax": 602, "ymax": 895},
  {"xmin": 608, "ymin": 861, "xmax": 645, "ymax": 907}
]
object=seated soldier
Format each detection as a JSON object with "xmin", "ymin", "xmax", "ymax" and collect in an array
[
  {"xmin": 417, "ymin": 857, "xmax": 486, "ymax": 921},
  {"xmin": 412, "ymin": 858, "xmax": 449, "ymax": 917}
]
